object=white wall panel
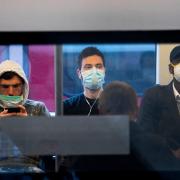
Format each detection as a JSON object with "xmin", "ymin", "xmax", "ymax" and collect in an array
[{"xmin": 0, "ymin": 0, "xmax": 180, "ymax": 31}]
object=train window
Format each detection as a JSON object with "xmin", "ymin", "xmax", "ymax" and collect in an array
[
  {"xmin": 0, "ymin": 43, "xmax": 156, "ymax": 113},
  {"xmin": 0, "ymin": 45, "xmax": 55, "ymax": 113},
  {"xmin": 63, "ymin": 44, "xmax": 156, "ymax": 99}
]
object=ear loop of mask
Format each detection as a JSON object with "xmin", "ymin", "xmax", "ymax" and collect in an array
[
  {"xmin": 170, "ymin": 63, "xmax": 180, "ymax": 67},
  {"xmin": 171, "ymin": 63, "xmax": 175, "ymax": 67}
]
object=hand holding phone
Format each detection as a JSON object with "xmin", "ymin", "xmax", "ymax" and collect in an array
[
  {"xmin": 0, "ymin": 105, "xmax": 27, "ymax": 117},
  {"xmin": 7, "ymin": 107, "xmax": 21, "ymax": 113}
]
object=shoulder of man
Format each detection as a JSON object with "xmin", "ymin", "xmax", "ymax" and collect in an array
[
  {"xmin": 63, "ymin": 93, "xmax": 84, "ymax": 106},
  {"xmin": 24, "ymin": 99, "xmax": 50, "ymax": 116},
  {"xmin": 143, "ymin": 83, "xmax": 170, "ymax": 98},
  {"xmin": 24, "ymin": 99, "xmax": 45, "ymax": 107},
  {"xmin": 139, "ymin": 82, "xmax": 172, "ymax": 112},
  {"xmin": 63, "ymin": 93, "xmax": 85, "ymax": 115}
]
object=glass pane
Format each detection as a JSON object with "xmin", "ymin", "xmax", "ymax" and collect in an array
[
  {"xmin": 63, "ymin": 44, "xmax": 156, "ymax": 98},
  {"xmin": 0, "ymin": 45, "xmax": 55, "ymax": 112},
  {"xmin": 27, "ymin": 45, "xmax": 55, "ymax": 112}
]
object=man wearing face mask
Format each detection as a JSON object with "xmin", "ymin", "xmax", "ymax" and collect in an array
[
  {"xmin": 0, "ymin": 60, "xmax": 51, "ymax": 173},
  {"xmin": 63, "ymin": 46, "xmax": 105, "ymax": 116},
  {"xmin": 0, "ymin": 60, "xmax": 50, "ymax": 117},
  {"xmin": 138, "ymin": 45, "xmax": 180, "ymax": 160}
]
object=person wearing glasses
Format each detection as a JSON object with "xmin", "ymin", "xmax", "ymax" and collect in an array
[
  {"xmin": 0, "ymin": 60, "xmax": 50, "ymax": 174},
  {"xmin": 63, "ymin": 46, "xmax": 106, "ymax": 116}
]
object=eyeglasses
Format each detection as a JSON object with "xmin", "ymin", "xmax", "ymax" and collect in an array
[{"xmin": 0, "ymin": 83, "xmax": 23, "ymax": 92}]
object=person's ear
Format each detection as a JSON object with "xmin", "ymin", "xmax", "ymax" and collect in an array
[
  {"xmin": 169, "ymin": 64, "xmax": 174, "ymax": 75},
  {"xmin": 77, "ymin": 68, "xmax": 82, "ymax": 80}
]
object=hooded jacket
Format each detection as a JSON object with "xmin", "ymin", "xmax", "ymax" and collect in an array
[
  {"xmin": 0, "ymin": 60, "xmax": 51, "ymax": 172},
  {"xmin": 0, "ymin": 60, "xmax": 50, "ymax": 116}
]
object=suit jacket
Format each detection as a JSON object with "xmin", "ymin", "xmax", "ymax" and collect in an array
[{"xmin": 138, "ymin": 81, "xmax": 180, "ymax": 149}]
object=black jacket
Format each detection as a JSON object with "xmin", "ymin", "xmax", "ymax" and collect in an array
[
  {"xmin": 63, "ymin": 93, "xmax": 99, "ymax": 115},
  {"xmin": 138, "ymin": 81, "xmax": 180, "ymax": 149}
]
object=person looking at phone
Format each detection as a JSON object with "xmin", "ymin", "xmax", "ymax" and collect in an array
[
  {"xmin": 0, "ymin": 60, "xmax": 50, "ymax": 117},
  {"xmin": 0, "ymin": 60, "xmax": 51, "ymax": 173}
]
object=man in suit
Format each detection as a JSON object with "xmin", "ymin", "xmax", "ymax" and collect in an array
[{"xmin": 138, "ymin": 45, "xmax": 180, "ymax": 158}]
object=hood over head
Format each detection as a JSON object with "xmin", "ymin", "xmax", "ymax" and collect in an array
[{"xmin": 0, "ymin": 60, "xmax": 29, "ymax": 105}]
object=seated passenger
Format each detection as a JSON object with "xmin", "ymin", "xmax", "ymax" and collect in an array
[{"xmin": 0, "ymin": 60, "xmax": 50, "ymax": 173}]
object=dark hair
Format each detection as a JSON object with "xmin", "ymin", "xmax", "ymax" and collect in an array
[
  {"xmin": 0, "ymin": 71, "xmax": 24, "ymax": 84},
  {"xmin": 170, "ymin": 45, "xmax": 180, "ymax": 64},
  {"xmin": 98, "ymin": 81, "xmax": 138, "ymax": 118},
  {"xmin": 78, "ymin": 47, "xmax": 105, "ymax": 69}
]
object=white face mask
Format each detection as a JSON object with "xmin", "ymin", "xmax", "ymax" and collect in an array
[
  {"xmin": 81, "ymin": 67, "xmax": 105, "ymax": 90},
  {"xmin": 171, "ymin": 63, "xmax": 180, "ymax": 82}
]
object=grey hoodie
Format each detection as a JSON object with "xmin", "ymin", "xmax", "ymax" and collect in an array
[
  {"xmin": 0, "ymin": 60, "xmax": 50, "ymax": 116},
  {"xmin": 0, "ymin": 60, "xmax": 51, "ymax": 172}
]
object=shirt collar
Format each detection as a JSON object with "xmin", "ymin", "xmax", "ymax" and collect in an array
[{"xmin": 173, "ymin": 82, "xmax": 180, "ymax": 98}]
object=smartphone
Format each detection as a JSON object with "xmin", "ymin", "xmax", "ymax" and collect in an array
[{"xmin": 6, "ymin": 107, "xmax": 21, "ymax": 113}]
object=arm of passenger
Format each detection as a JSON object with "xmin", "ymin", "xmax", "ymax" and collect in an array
[
  {"xmin": 37, "ymin": 102, "xmax": 51, "ymax": 117},
  {"xmin": 138, "ymin": 88, "xmax": 159, "ymax": 132}
]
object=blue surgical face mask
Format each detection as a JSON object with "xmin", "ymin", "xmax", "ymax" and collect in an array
[
  {"xmin": 0, "ymin": 94, "xmax": 23, "ymax": 108},
  {"xmin": 81, "ymin": 67, "xmax": 105, "ymax": 90}
]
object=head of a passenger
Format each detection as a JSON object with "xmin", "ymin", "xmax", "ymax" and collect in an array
[
  {"xmin": 77, "ymin": 47, "xmax": 106, "ymax": 90},
  {"xmin": 169, "ymin": 45, "xmax": 180, "ymax": 83},
  {"xmin": 0, "ymin": 60, "xmax": 29, "ymax": 106},
  {"xmin": 98, "ymin": 81, "xmax": 138, "ymax": 120},
  {"xmin": 0, "ymin": 71, "xmax": 24, "ymax": 96}
]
